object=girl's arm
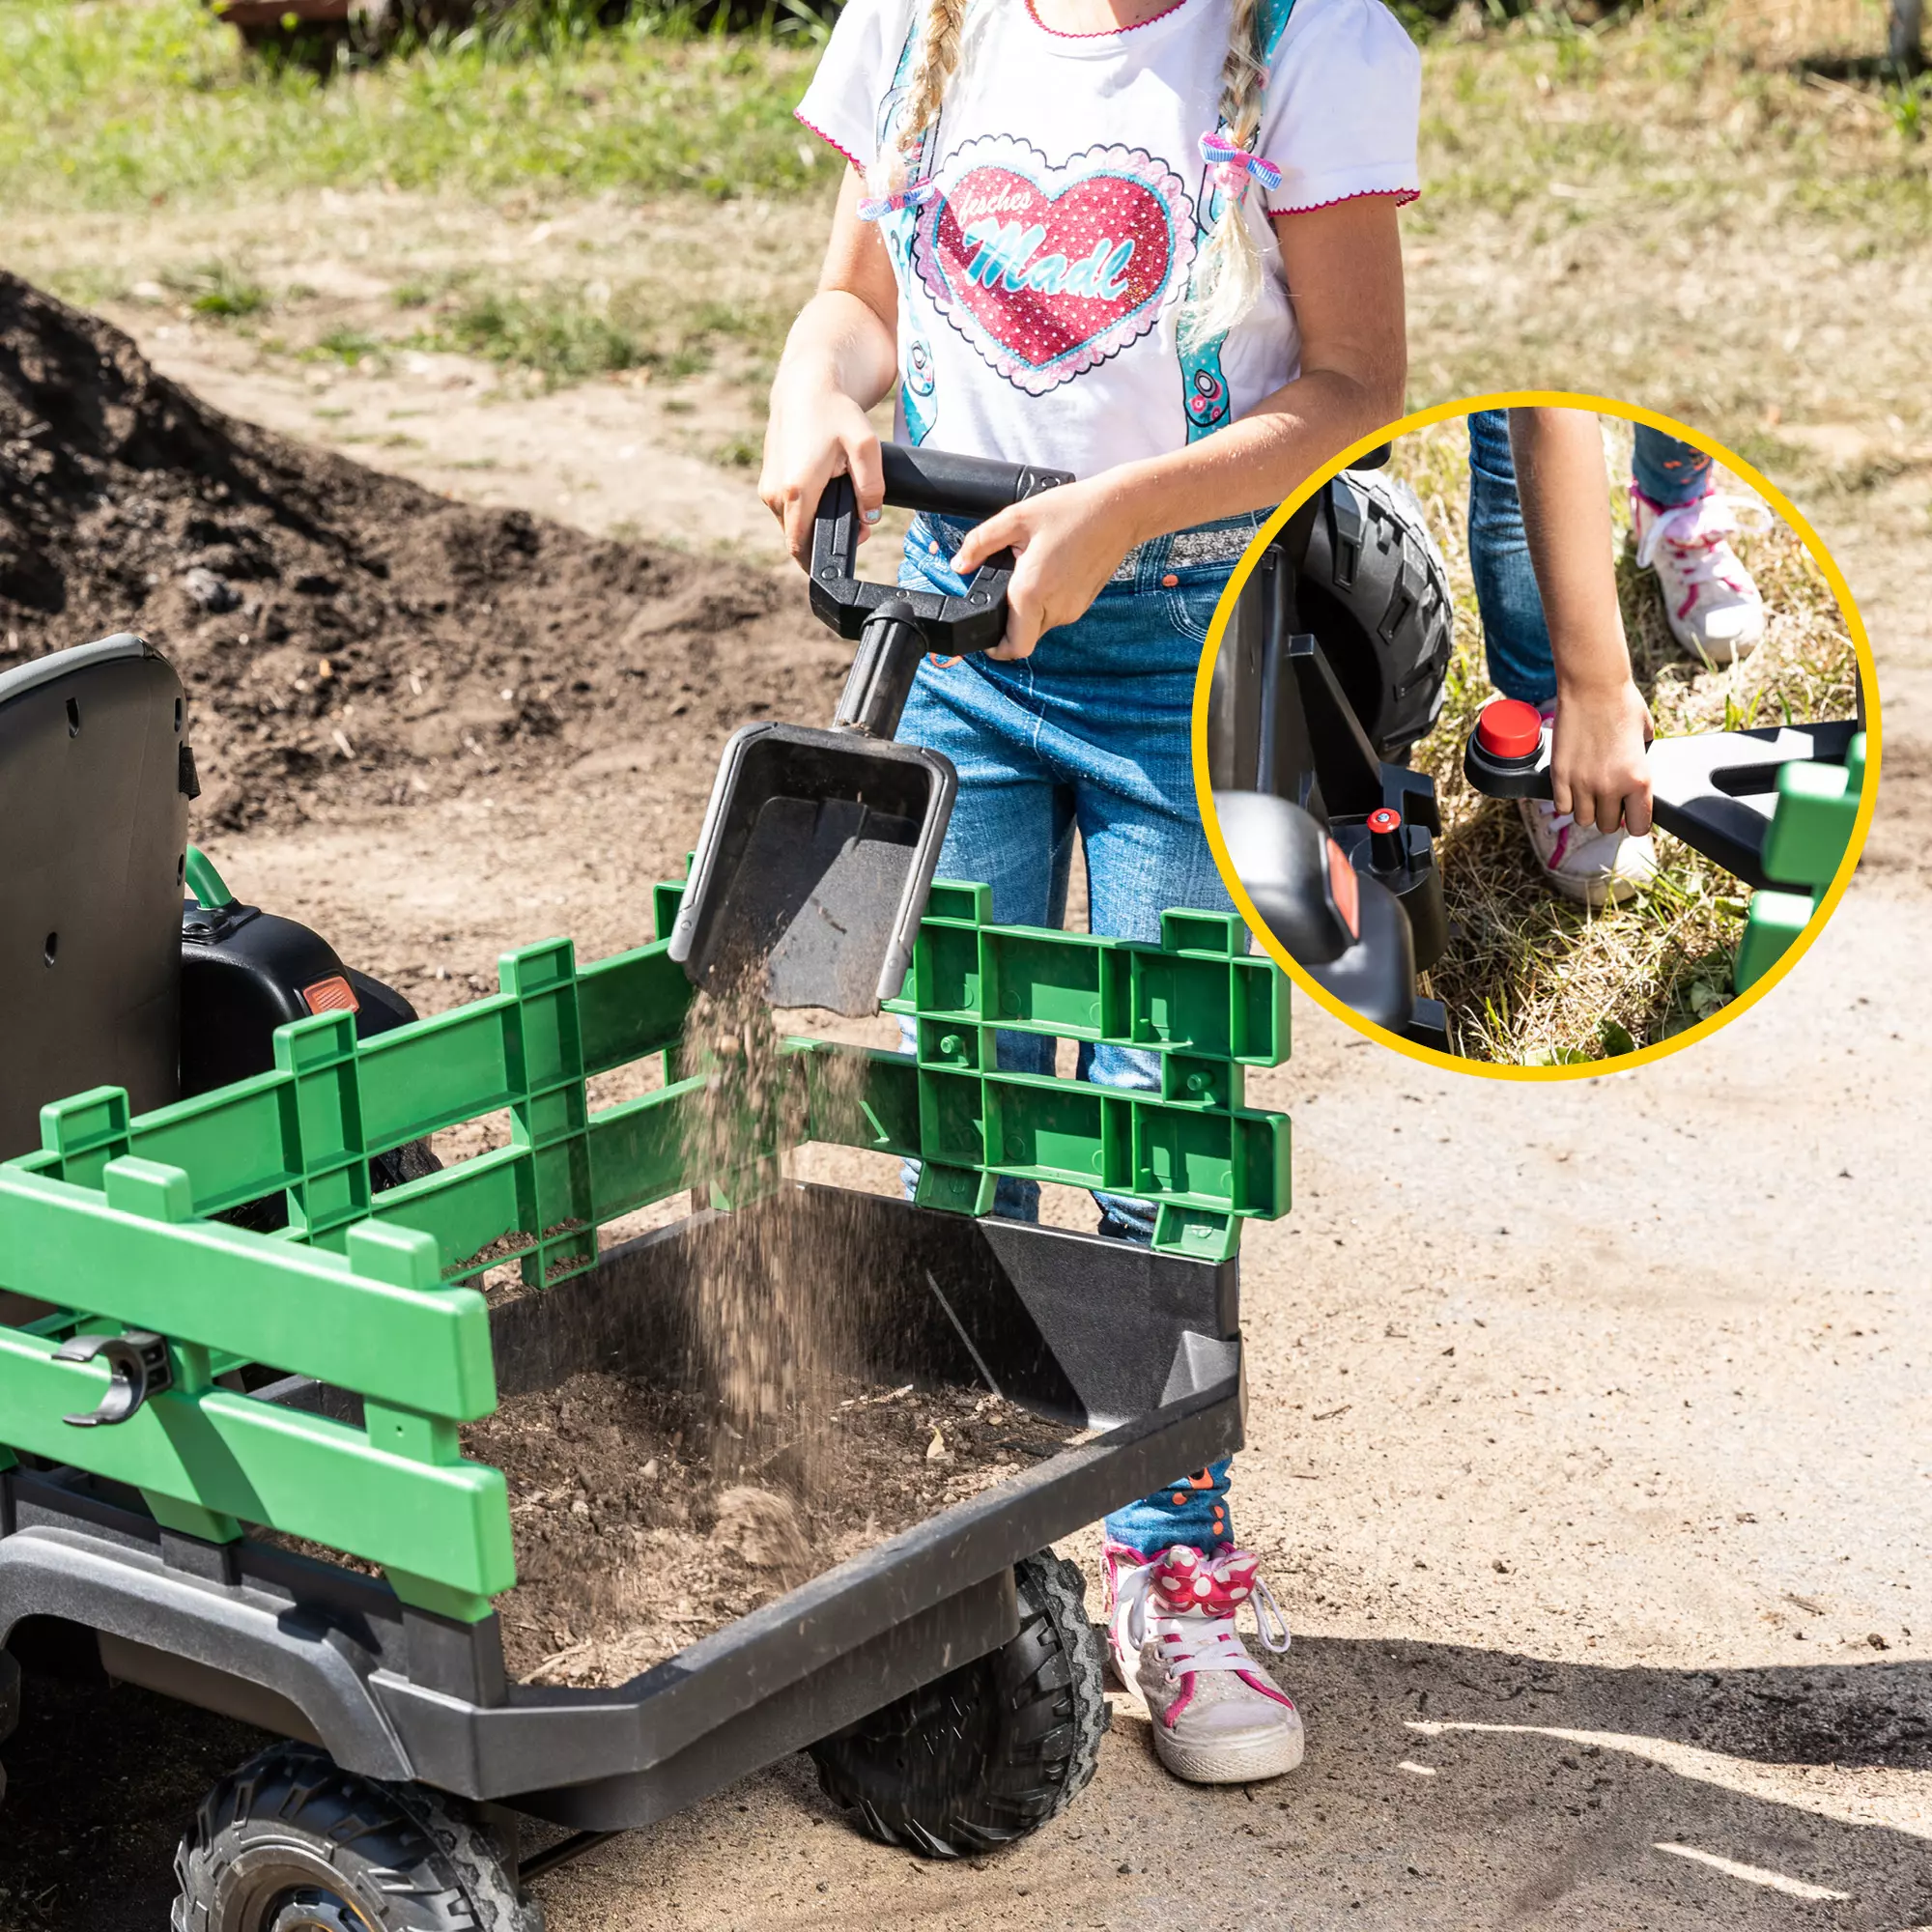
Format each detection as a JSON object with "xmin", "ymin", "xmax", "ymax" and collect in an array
[
  {"xmin": 952, "ymin": 195, "xmax": 1408, "ymax": 658},
  {"xmin": 758, "ymin": 168, "xmax": 899, "ymax": 562},
  {"xmin": 1507, "ymin": 409, "xmax": 1654, "ymax": 837}
]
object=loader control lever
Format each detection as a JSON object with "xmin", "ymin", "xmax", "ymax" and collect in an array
[{"xmin": 1462, "ymin": 701, "xmax": 1862, "ymax": 892}]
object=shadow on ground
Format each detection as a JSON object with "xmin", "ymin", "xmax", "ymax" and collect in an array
[{"xmin": 3, "ymin": 1631, "xmax": 1927, "ymax": 1931}]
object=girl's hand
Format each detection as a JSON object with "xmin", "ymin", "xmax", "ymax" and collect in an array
[
  {"xmin": 950, "ymin": 477, "xmax": 1138, "ymax": 660},
  {"xmin": 1549, "ymin": 678, "xmax": 1655, "ymax": 837},
  {"xmin": 759, "ymin": 379, "xmax": 885, "ymax": 567}
]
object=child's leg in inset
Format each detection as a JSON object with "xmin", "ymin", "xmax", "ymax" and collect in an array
[
  {"xmin": 1468, "ymin": 411, "xmax": 1654, "ymax": 906},
  {"xmin": 1465, "ymin": 408, "xmax": 1557, "ymax": 705},
  {"xmin": 895, "ymin": 665, "xmax": 1070, "ymax": 1220}
]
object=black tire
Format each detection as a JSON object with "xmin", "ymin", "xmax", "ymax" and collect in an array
[
  {"xmin": 1297, "ymin": 465, "xmax": 1454, "ymax": 763},
  {"xmin": 0, "ymin": 1647, "xmax": 16, "ymax": 1808},
  {"xmin": 173, "ymin": 1742, "xmax": 541, "ymax": 1932},
  {"xmin": 809, "ymin": 1551, "xmax": 1108, "ymax": 1860},
  {"xmin": 372, "ymin": 1136, "xmax": 442, "ymax": 1195}
]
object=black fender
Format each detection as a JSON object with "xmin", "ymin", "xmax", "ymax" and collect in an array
[
  {"xmin": 180, "ymin": 900, "xmax": 418, "ymax": 1100},
  {"xmin": 0, "ymin": 1526, "xmax": 412, "ymax": 1782}
]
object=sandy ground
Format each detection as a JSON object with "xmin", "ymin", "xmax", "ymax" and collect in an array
[{"xmin": 5, "ymin": 157, "xmax": 1932, "ymax": 1932}]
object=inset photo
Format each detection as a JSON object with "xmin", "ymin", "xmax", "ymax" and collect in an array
[{"xmin": 1196, "ymin": 395, "xmax": 1879, "ymax": 1072}]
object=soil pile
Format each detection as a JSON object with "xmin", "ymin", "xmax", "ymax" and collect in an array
[
  {"xmin": 0, "ymin": 270, "xmax": 840, "ymax": 832},
  {"xmin": 469, "ymin": 1372, "xmax": 1078, "ymax": 1687}
]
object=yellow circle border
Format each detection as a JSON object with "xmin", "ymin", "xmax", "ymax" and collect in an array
[{"xmin": 1190, "ymin": 389, "xmax": 1885, "ymax": 1081}]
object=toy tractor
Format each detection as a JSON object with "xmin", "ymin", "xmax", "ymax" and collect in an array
[{"xmin": 0, "ymin": 456, "xmax": 1292, "ymax": 1927}]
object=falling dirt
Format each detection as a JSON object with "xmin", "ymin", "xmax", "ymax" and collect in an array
[
  {"xmin": 468, "ymin": 1372, "xmax": 1079, "ymax": 1689},
  {"xmin": 0, "ymin": 270, "xmax": 845, "ymax": 837},
  {"xmin": 673, "ymin": 979, "xmax": 879, "ymax": 1494}
]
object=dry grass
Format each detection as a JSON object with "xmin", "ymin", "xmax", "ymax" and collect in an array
[{"xmin": 1391, "ymin": 412, "xmax": 1860, "ymax": 1065}]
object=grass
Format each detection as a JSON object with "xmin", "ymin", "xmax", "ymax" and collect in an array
[
  {"xmin": 0, "ymin": 0, "xmax": 824, "ymax": 211},
  {"xmin": 1411, "ymin": 0, "xmax": 1932, "ymax": 230},
  {"xmin": 413, "ymin": 278, "xmax": 787, "ymax": 384},
  {"xmin": 1389, "ymin": 412, "xmax": 1861, "ymax": 1065},
  {"xmin": 163, "ymin": 257, "xmax": 272, "ymax": 316},
  {"xmin": 1400, "ymin": 0, "xmax": 1932, "ymax": 480}
]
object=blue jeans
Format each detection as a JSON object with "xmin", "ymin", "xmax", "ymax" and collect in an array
[
  {"xmin": 1467, "ymin": 410, "xmax": 1713, "ymax": 704},
  {"xmin": 897, "ymin": 514, "xmax": 1248, "ymax": 1556}
]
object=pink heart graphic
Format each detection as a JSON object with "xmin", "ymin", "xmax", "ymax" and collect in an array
[{"xmin": 915, "ymin": 141, "xmax": 1194, "ymax": 397}]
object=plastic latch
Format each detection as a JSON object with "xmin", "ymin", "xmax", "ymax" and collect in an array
[
  {"xmin": 53, "ymin": 1330, "xmax": 173, "ymax": 1427},
  {"xmin": 1324, "ymin": 838, "xmax": 1360, "ymax": 940},
  {"xmin": 302, "ymin": 975, "xmax": 360, "ymax": 1015}
]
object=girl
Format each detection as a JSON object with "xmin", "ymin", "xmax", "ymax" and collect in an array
[{"xmin": 762, "ymin": 0, "xmax": 1420, "ymax": 1787}]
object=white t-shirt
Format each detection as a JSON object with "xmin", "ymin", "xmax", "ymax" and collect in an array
[{"xmin": 796, "ymin": 0, "xmax": 1420, "ymax": 478}]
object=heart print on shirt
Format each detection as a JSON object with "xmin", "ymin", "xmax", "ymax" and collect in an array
[{"xmin": 911, "ymin": 136, "xmax": 1199, "ymax": 398}]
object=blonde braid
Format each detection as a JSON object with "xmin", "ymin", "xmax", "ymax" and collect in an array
[
  {"xmin": 882, "ymin": 0, "xmax": 967, "ymax": 193},
  {"xmin": 1179, "ymin": 0, "xmax": 1268, "ymax": 351}
]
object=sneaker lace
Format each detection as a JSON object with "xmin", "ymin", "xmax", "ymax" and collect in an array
[
  {"xmin": 1118, "ymin": 1559, "xmax": 1292, "ymax": 1668},
  {"xmin": 1634, "ymin": 493, "xmax": 1768, "ymax": 594}
]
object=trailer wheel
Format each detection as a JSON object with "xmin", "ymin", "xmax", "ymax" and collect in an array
[
  {"xmin": 810, "ymin": 1551, "xmax": 1108, "ymax": 1859},
  {"xmin": 174, "ymin": 1742, "xmax": 541, "ymax": 1932}
]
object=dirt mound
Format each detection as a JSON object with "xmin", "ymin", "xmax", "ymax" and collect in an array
[{"xmin": 0, "ymin": 271, "xmax": 836, "ymax": 831}]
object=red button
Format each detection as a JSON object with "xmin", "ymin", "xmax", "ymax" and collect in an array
[
  {"xmin": 1366, "ymin": 807, "xmax": 1403, "ymax": 834},
  {"xmin": 1476, "ymin": 696, "xmax": 1545, "ymax": 759}
]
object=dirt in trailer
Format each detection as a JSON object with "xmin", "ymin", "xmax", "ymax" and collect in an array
[
  {"xmin": 0, "ymin": 271, "xmax": 845, "ymax": 838},
  {"xmin": 473, "ymin": 1373, "xmax": 1081, "ymax": 1688}
]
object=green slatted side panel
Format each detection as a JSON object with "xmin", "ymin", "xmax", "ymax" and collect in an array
[{"xmin": 0, "ymin": 875, "xmax": 1291, "ymax": 1614}]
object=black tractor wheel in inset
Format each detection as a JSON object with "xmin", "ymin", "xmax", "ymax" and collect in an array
[
  {"xmin": 809, "ymin": 1551, "xmax": 1109, "ymax": 1860},
  {"xmin": 1297, "ymin": 465, "xmax": 1455, "ymax": 764},
  {"xmin": 173, "ymin": 1742, "xmax": 541, "ymax": 1932}
]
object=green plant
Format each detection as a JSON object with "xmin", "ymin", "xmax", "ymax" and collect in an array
[
  {"xmin": 165, "ymin": 259, "xmax": 272, "ymax": 318},
  {"xmin": 1885, "ymin": 65, "xmax": 1932, "ymax": 139},
  {"xmin": 314, "ymin": 326, "xmax": 385, "ymax": 364},
  {"xmin": 418, "ymin": 278, "xmax": 785, "ymax": 385}
]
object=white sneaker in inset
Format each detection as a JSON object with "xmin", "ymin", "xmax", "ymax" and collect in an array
[
  {"xmin": 1519, "ymin": 794, "xmax": 1657, "ymax": 908},
  {"xmin": 1631, "ymin": 485, "xmax": 1766, "ymax": 667},
  {"xmin": 1104, "ymin": 1542, "xmax": 1303, "ymax": 1785}
]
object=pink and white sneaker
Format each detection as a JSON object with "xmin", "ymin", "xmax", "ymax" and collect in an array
[
  {"xmin": 1631, "ymin": 485, "xmax": 1766, "ymax": 667},
  {"xmin": 1104, "ymin": 1542, "xmax": 1303, "ymax": 1784}
]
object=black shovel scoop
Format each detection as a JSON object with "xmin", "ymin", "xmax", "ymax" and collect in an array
[{"xmin": 668, "ymin": 441, "xmax": 1073, "ymax": 1014}]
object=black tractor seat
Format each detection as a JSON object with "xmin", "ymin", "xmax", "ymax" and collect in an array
[{"xmin": 0, "ymin": 634, "xmax": 194, "ymax": 1159}]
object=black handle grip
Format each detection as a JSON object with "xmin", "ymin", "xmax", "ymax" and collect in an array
[
  {"xmin": 808, "ymin": 441, "xmax": 1076, "ymax": 658},
  {"xmin": 878, "ymin": 441, "xmax": 1075, "ymax": 516}
]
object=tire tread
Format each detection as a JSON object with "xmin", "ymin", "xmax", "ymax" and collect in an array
[{"xmin": 810, "ymin": 1552, "xmax": 1109, "ymax": 1861}]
